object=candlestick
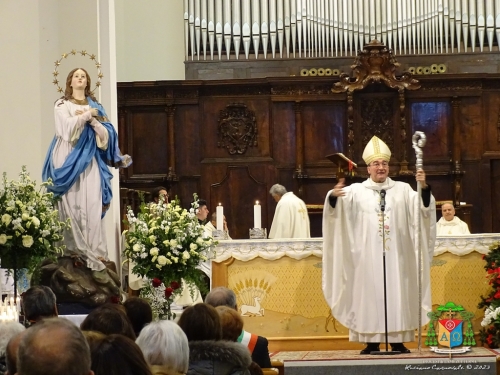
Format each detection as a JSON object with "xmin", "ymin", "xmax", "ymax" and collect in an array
[
  {"xmin": 216, "ymin": 203, "xmax": 224, "ymax": 230},
  {"xmin": 254, "ymin": 201, "xmax": 261, "ymax": 229}
]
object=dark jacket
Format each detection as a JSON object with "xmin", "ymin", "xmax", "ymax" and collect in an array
[{"xmin": 187, "ymin": 340, "xmax": 252, "ymax": 375}]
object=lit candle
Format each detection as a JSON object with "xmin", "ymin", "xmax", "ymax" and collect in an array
[
  {"xmin": 254, "ymin": 201, "xmax": 261, "ymax": 229},
  {"xmin": 216, "ymin": 203, "xmax": 224, "ymax": 230}
]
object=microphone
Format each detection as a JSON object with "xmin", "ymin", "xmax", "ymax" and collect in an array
[{"xmin": 380, "ymin": 189, "xmax": 386, "ymax": 212}]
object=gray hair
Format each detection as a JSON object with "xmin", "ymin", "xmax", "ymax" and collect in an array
[
  {"xmin": 22, "ymin": 285, "xmax": 57, "ymax": 322},
  {"xmin": 0, "ymin": 321, "xmax": 25, "ymax": 357},
  {"xmin": 269, "ymin": 184, "xmax": 287, "ymax": 197},
  {"xmin": 205, "ymin": 287, "xmax": 237, "ymax": 309},
  {"xmin": 136, "ymin": 320, "xmax": 189, "ymax": 373},
  {"xmin": 18, "ymin": 317, "xmax": 91, "ymax": 375}
]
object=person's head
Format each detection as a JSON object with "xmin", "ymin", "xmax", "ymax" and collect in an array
[
  {"xmin": 80, "ymin": 303, "xmax": 136, "ymax": 340},
  {"xmin": 216, "ymin": 305, "xmax": 244, "ymax": 341},
  {"xmin": 89, "ymin": 334, "xmax": 152, "ymax": 375},
  {"xmin": 441, "ymin": 203, "xmax": 456, "ymax": 221},
  {"xmin": 177, "ymin": 303, "xmax": 222, "ymax": 341},
  {"xmin": 362, "ymin": 136, "xmax": 391, "ymax": 183},
  {"xmin": 196, "ymin": 199, "xmax": 209, "ymax": 222},
  {"xmin": 205, "ymin": 286, "xmax": 237, "ymax": 310},
  {"xmin": 4, "ymin": 326, "xmax": 26, "ymax": 375},
  {"xmin": 65, "ymin": 68, "xmax": 94, "ymax": 99},
  {"xmin": 22, "ymin": 285, "xmax": 58, "ymax": 323},
  {"xmin": 152, "ymin": 186, "xmax": 168, "ymax": 203},
  {"xmin": 17, "ymin": 317, "xmax": 93, "ymax": 375},
  {"xmin": 136, "ymin": 320, "xmax": 189, "ymax": 373},
  {"xmin": 123, "ymin": 297, "xmax": 153, "ymax": 337},
  {"xmin": 210, "ymin": 212, "xmax": 227, "ymax": 227},
  {"xmin": 269, "ymin": 184, "xmax": 287, "ymax": 202},
  {"xmin": 366, "ymin": 158, "xmax": 390, "ymax": 183}
]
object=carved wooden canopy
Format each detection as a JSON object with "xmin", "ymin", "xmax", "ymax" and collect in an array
[
  {"xmin": 332, "ymin": 39, "xmax": 420, "ymax": 93},
  {"xmin": 331, "ymin": 40, "xmax": 420, "ymax": 172}
]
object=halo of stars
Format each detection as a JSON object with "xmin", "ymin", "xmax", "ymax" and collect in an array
[{"xmin": 52, "ymin": 50, "xmax": 103, "ymax": 94}]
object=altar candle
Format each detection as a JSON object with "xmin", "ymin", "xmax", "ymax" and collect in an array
[
  {"xmin": 216, "ymin": 203, "xmax": 224, "ymax": 230},
  {"xmin": 254, "ymin": 201, "xmax": 261, "ymax": 229}
]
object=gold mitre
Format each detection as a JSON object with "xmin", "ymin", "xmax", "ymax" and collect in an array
[{"xmin": 362, "ymin": 136, "xmax": 391, "ymax": 164}]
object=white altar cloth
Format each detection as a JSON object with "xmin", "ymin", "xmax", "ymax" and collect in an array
[{"xmin": 213, "ymin": 234, "xmax": 500, "ymax": 262}]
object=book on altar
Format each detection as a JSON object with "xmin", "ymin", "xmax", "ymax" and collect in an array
[{"xmin": 326, "ymin": 153, "xmax": 357, "ymax": 178}]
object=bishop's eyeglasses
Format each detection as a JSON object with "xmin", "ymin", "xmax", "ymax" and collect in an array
[{"xmin": 370, "ymin": 161, "xmax": 389, "ymax": 168}]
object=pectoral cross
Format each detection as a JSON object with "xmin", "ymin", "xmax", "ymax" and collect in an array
[{"xmin": 298, "ymin": 208, "xmax": 307, "ymax": 220}]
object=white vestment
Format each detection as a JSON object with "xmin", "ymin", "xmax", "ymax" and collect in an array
[
  {"xmin": 322, "ymin": 177, "xmax": 436, "ymax": 343},
  {"xmin": 269, "ymin": 192, "xmax": 310, "ymax": 239},
  {"xmin": 51, "ymin": 100, "xmax": 109, "ymax": 271},
  {"xmin": 436, "ymin": 216, "xmax": 470, "ymax": 235}
]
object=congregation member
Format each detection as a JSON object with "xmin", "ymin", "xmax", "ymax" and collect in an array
[
  {"xmin": 0, "ymin": 321, "xmax": 25, "ymax": 373},
  {"xmin": 322, "ymin": 135, "xmax": 436, "ymax": 354},
  {"xmin": 436, "ymin": 202, "xmax": 471, "ymax": 235},
  {"xmin": 177, "ymin": 303, "xmax": 253, "ymax": 375},
  {"xmin": 268, "ymin": 184, "xmax": 310, "ymax": 238},
  {"xmin": 216, "ymin": 306, "xmax": 264, "ymax": 375},
  {"xmin": 21, "ymin": 285, "xmax": 58, "ymax": 325},
  {"xmin": 17, "ymin": 317, "xmax": 93, "ymax": 375},
  {"xmin": 5, "ymin": 330, "xmax": 27, "ymax": 375},
  {"xmin": 80, "ymin": 303, "xmax": 136, "ymax": 340},
  {"xmin": 88, "ymin": 334, "xmax": 152, "ymax": 375},
  {"xmin": 205, "ymin": 287, "xmax": 271, "ymax": 368},
  {"xmin": 123, "ymin": 296, "xmax": 153, "ymax": 337},
  {"xmin": 136, "ymin": 320, "xmax": 189, "ymax": 375}
]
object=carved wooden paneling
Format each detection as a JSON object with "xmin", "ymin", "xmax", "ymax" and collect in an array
[
  {"xmin": 118, "ymin": 74, "xmax": 500, "ymax": 235},
  {"xmin": 126, "ymin": 110, "xmax": 168, "ymax": 179},
  {"xmin": 201, "ymin": 98, "xmax": 270, "ymax": 160},
  {"xmin": 410, "ymin": 101, "xmax": 451, "ymax": 162},
  {"xmin": 302, "ymin": 102, "xmax": 346, "ymax": 165},
  {"xmin": 459, "ymin": 97, "xmax": 483, "ymax": 161},
  {"xmin": 353, "ymin": 91, "xmax": 400, "ymax": 165},
  {"xmin": 175, "ymin": 104, "xmax": 201, "ymax": 176},
  {"xmin": 271, "ymin": 102, "xmax": 295, "ymax": 167},
  {"xmin": 206, "ymin": 165, "xmax": 269, "ymax": 240}
]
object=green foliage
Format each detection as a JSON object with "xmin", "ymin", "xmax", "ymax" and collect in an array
[
  {"xmin": 478, "ymin": 242, "xmax": 500, "ymax": 348},
  {"xmin": 124, "ymin": 194, "xmax": 217, "ymax": 319},
  {"xmin": 0, "ymin": 166, "xmax": 69, "ymax": 273}
]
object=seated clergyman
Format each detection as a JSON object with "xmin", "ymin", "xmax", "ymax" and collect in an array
[{"xmin": 436, "ymin": 203, "xmax": 470, "ymax": 235}]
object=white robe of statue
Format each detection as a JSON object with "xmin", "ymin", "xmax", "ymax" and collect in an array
[
  {"xmin": 322, "ymin": 177, "xmax": 436, "ymax": 343},
  {"xmin": 52, "ymin": 100, "xmax": 109, "ymax": 271},
  {"xmin": 436, "ymin": 216, "xmax": 470, "ymax": 235},
  {"xmin": 269, "ymin": 192, "xmax": 311, "ymax": 239}
]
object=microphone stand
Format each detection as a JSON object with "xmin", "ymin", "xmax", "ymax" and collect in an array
[{"xmin": 372, "ymin": 190, "xmax": 401, "ymax": 355}]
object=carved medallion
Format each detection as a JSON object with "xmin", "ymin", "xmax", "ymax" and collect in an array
[{"xmin": 218, "ymin": 103, "xmax": 258, "ymax": 155}]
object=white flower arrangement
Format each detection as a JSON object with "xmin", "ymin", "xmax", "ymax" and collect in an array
[
  {"xmin": 481, "ymin": 306, "xmax": 500, "ymax": 327},
  {"xmin": 124, "ymin": 194, "xmax": 217, "ymax": 319},
  {"xmin": 0, "ymin": 166, "xmax": 69, "ymax": 272}
]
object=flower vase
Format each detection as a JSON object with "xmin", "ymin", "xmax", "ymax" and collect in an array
[{"xmin": 1, "ymin": 250, "xmax": 31, "ymax": 298}]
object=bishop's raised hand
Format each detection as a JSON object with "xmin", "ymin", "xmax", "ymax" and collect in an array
[{"xmin": 331, "ymin": 178, "xmax": 346, "ymax": 197}]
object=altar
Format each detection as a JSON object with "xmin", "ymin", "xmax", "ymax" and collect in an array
[{"xmin": 211, "ymin": 234, "xmax": 500, "ymax": 351}]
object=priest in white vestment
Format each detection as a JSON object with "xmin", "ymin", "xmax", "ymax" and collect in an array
[
  {"xmin": 436, "ymin": 203, "xmax": 470, "ymax": 235},
  {"xmin": 322, "ymin": 136, "xmax": 436, "ymax": 354},
  {"xmin": 268, "ymin": 184, "xmax": 310, "ymax": 239}
]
